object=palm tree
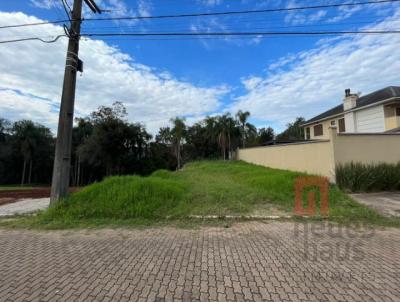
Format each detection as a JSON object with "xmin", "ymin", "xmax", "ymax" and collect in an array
[
  {"xmin": 170, "ymin": 117, "xmax": 186, "ymax": 169},
  {"xmin": 225, "ymin": 116, "xmax": 239, "ymax": 159},
  {"xmin": 236, "ymin": 110, "xmax": 254, "ymax": 148},
  {"xmin": 216, "ymin": 114, "xmax": 236, "ymax": 160}
]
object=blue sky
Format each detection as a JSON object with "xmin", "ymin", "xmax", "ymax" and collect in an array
[{"xmin": 0, "ymin": 0, "xmax": 400, "ymax": 134}]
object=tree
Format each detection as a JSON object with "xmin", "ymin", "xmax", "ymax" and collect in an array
[
  {"xmin": 170, "ymin": 117, "xmax": 186, "ymax": 169},
  {"xmin": 71, "ymin": 118, "xmax": 93, "ymax": 186},
  {"xmin": 0, "ymin": 119, "xmax": 11, "ymax": 183},
  {"xmin": 156, "ymin": 127, "xmax": 172, "ymax": 145},
  {"xmin": 215, "ymin": 114, "xmax": 239, "ymax": 160},
  {"xmin": 235, "ymin": 110, "xmax": 257, "ymax": 148},
  {"xmin": 11, "ymin": 120, "xmax": 53, "ymax": 185},
  {"xmin": 78, "ymin": 102, "xmax": 152, "ymax": 177},
  {"xmin": 2, "ymin": 108, "xmax": 278, "ymax": 185},
  {"xmin": 0, "ymin": 118, "xmax": 10, "ymax": 143},
  {"xmin": 236, "ymin": 110, "xmax": 250, "ymax": 148},
  {"xmin": 276, "ymin": 117, "xmax": 305, "ymax": 140},
  {"xmin": 258, "ymin": 127, "xmax": 275, "ymax": 145}
]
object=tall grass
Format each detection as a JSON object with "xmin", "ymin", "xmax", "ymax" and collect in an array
[
  {"xmin": 25, "ymin": 160, "xmax": 397, "ymax": 228},
  {"xmin": 336, "ymin": 162, "xmax": 400, "ymax": 192},
  {"xmin": 41, "ymin": 176, "xmax": 187, "ymax": 221}
]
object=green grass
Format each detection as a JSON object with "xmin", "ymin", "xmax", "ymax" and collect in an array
[
  {"xmin": 1, "ymin": 160, "xmax": 399, "ymax": 229},
  {"xmin": 0, "ymin": 185, "xmax": 37, "ymax": 191}
]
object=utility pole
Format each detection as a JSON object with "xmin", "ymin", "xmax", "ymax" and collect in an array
[{"xmin": 50, "ymin": 0, "xmax": 101, "ymax": 203}]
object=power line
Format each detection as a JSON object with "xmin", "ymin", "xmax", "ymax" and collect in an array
[
  {"xmin": 0, "ymin": 35, "xmax": 66, "ymax": 44},
  {"xmin": 85, "ymin": 0, "xmax": 400, "ymax": 22},
  {"xmin": 60, "ymin": 0, "xmax": 72, "ymax": 22},
  {"xmin": 81, "ymin": 19, "xmax": 400, "ymax": 34},
  {"xmin": 1, "ymin": 29, "xmax": 399, "ymax": 44},
  {"xmin": 1, "ymin": 0, "xmax": 399, "ymax": 29},
  {"xmin": 81, "ymin": 30, "xmax": 400, "ymax": 38},
  {"xmin": 0, "ymin": 19, "xmax": 67, "ymax": 30}
]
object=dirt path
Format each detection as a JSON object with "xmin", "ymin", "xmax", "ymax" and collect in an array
[{"xmin": 0, "ymin": 187, "xmax": 78, "ymax": 206}]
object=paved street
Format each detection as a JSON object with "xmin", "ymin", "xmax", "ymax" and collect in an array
[
  {"xmin": 0, "ymin": 221, "xmax": 399, "ymax": 302},
  {"xmin": 351, "ymin": 192, "xmax": 400, "ymax": 217}
]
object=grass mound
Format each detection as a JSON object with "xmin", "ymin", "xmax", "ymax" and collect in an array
[
  {"xmin": 40, "ymin": 176, "xmax": 186, "ymax": 222},
  {"xmin": 8, "ymin": 160, "xmax": 399, "ymax": 228}
]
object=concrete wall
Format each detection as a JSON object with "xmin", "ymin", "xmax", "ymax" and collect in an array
[
  {"xmin": 237, "ymin": 140, "xmax": 336, "ymax": 181},
  {"xmin": 237, "ymin": 127, "xmax": 400, "ymax": 182},
  {"xmin": 333, "ymin": 132, "xmax": 400, "ymax": 165}
]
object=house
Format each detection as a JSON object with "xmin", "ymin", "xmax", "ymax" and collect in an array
[{"xmin": 302, "ymin": 86, "xmax": 400, "ymax": 140}]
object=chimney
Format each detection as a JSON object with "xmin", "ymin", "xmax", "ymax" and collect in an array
[{"xmin": 343, "ymin": 88, "xmax": 358, "ymax": 111}]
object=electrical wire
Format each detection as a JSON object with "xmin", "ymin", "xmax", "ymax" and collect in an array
[
  {"xmin": 85, "ymin": 0, "xmax": 400, "ymax": 22},
  {"xmin": 81, "ymin": 19, "xmax": 400, "ymax": 34},
  {"xmin": 1, "ymin": 29, "xmax": 399, "ymax": 45},
  {"xmin": 60, "ymin": 0, "xmax": 72, "ymax": 22},
  {"xmin": 81, "ymin": 30, "xmax": 400, "ymax": 38},
  {"xmin": 0, "ymin": 35, "xmax": 66, "ymax": 44},
  {"xmin": 1, "ymin": 0, "xmax": 399, "ymax": 29}
]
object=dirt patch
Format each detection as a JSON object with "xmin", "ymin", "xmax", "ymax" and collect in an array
[
  {"xmin": 0, "ymin": 187, "xmax": 79, "ymax": 206},
  {"xmin": 249, "ymin": 203, "xmax": 289, "ymax": 217}
]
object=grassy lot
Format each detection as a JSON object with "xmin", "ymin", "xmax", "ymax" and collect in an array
[{"xmin": 2, "ymin": 161, "xmax": 399, "ymax": 228}]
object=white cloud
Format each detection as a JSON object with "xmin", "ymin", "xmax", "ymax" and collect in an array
[
  {"xmin": 0, "ymin": 11, "xmax": 228, "ymax": 133},
  {"xmin": 230, "ymin": 9, "xmax": 400, "ymax": 131},
  {"xmin": 30, "ymin": 0, "xmax": 151, "ymax": 22},
  {"xmin": 327, "ymin": 5, "xmax": 363, "ymax": 23},
  {"xmin": 285, "ymin": 9, "xmax": 327, "ymax": 26},
  {"xmin": 199, "ymin": 0, "xmax": 223, "ymax": 6},
  {"xmin": 30, "ymin": 0, "xmax": 56, "ymax": 9},
  {"xmin": 283, "ymin": 0, "xmax": 324, "ymax": 26},
  {"xmin": 0, "ymin": 89, "xmax": 59, "ymax": 130}
]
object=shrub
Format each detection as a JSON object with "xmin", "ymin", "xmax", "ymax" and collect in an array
[{"xmin": 336, "ymin": 162, "xmax": 400, "ymax": 192}]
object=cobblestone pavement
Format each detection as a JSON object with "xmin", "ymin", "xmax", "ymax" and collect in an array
[{"xmin": 0, "ymin": 221, "xmax": 399, "ymax": 302}]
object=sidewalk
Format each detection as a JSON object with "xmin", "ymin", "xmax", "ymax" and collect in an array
[{"xmin": 0, "ymin": 198, "xmax": 50, "ymax": 216}]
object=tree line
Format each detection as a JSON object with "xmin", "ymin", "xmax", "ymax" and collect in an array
[{"xmin": 0, "ymin": 102, "xmax": 304, "ymax": 185}]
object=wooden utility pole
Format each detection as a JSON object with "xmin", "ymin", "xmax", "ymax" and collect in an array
[{"xmin": 50, "ymin": 0, "xmax": 101, "ymax": 203}]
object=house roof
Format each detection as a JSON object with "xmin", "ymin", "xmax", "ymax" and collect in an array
[{"xmin": 303, "ymin": 86, "xmax": 400, "ymax": 126}]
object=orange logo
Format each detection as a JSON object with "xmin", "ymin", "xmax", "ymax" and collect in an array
[{"xmin": 294, "ymin": 176, "xmax": 329, "ymax": 216}]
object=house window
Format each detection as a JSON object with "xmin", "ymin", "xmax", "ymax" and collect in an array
[
  {"xmin": 306, "ymin": 127, "xmax": 310, "ymax": 140},
  {"xmin": 314, "ymin": 124, "xmax": 323, "ymax": 136},
  {"xmin": 338, "ymin": 118, "xmax": 346, "ymax": 132},
  {"xmin": 330, "ymin": 120, "xmax": 336, "ymax": 126},
  {"xmin": 396, "ymin": 107, "xmax": 400, "ymax": 116}
]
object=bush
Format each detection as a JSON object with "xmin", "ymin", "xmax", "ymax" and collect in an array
[{"xmin": 336, "ymin": 162, "xmax": 400, "ymax": 192}]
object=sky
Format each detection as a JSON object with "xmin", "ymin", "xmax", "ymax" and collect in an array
[{"xmin": 0, "ymin": 0, "xmax": 400, "ymax": 135}]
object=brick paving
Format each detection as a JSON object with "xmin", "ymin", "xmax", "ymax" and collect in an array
[{"xmin": 0, "ymin": 221, "xmax": 399, "ymax": 302}]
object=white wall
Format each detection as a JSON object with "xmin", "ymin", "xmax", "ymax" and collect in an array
[
  {"xmin": 344, "ymin": 112, "xmax": 356, "ymax": 132},
  {"xmin": 355, "ymin": 105, "xmax": 385, "ymax": 132}
]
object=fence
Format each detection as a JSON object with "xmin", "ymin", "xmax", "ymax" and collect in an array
[{"xmin": 237, "ymin": 127, "xmax": 400, "ymax": 182}]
